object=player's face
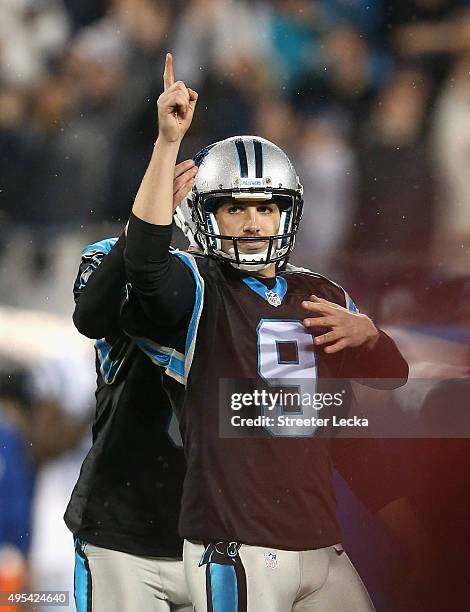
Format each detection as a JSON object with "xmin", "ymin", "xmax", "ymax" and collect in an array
[{"xmin": 215, "ymin": 201, "xmax": 281, "ymax": 254}]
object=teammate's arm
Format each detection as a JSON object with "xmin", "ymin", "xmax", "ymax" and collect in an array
[
  {"xmin": 124, "ymin": 53, "xmax": 199, "ymax": 329},
  {"xmin": 73, "ymin": 160, "xmax": 198, "ymax": 339},
  {"xmin": 73, "ymin": 236, "xmax": 126, "ymax": 339}
]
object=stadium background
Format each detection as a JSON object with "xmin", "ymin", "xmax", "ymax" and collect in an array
[{"xmin": 1, "ymin": 0, "xmax": 470, "ymax": 610}]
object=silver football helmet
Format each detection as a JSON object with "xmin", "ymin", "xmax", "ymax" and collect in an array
[{"xmin": 188, "ymin": 135, "xmax": 303, "ymax": 270}]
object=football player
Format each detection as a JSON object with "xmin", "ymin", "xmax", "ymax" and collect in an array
[
  {"xmin": 65, "ymin": 161, "xmax": 197, "ymax": 612},
  {"xmin": 121, "ymin": 54, "xmax": 409, "ymax": 611},
  {"xmin": 69, "ymin": 178, "xmax": 425, "ymax": 612}
]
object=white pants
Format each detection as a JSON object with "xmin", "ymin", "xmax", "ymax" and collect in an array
[
  {"xmin": 74, "ymin": 540, "xmax": 192, "ymax": 612},
  {"xmin": 184, "ymin": 540, "xmax": 375, "ymax": 612}
]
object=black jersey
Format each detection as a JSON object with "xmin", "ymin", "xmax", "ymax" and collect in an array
[
  {"xmin": 64, "ymin": 238, "xmax": 186, "ymax": 557},
  {"xmin": 123, "ymin": 218, "xmax": 408, "ymax": 551}
]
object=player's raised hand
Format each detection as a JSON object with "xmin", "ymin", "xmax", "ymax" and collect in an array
[
  {"xmin": 157, "ymin": 53, "xmax": 198, "ymax": 144},
  {"xmin": 302, "ymin": 295, "xmax": 379, "ymax": 354},
  {"xmin": 173, "ymin": 159, "xmax": 197, "ymax": 211}
]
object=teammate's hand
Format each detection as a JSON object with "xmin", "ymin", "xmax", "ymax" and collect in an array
[
  {"xmin": 302, "ymin": 295, "xmax": 379, "ymax": 354},
  {"xmin": 157, "ymin": 53, "xmax": 198, "ymax": 143},
  {"xmin": 173, "ymin": 160, "xmax": 197, "ymax": 211},
  {"xmin": 125, "ymin": 159, "xmax": 197, "ymax": 234}
]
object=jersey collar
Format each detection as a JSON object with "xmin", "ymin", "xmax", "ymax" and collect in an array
[{"xmin": 242, "ymin": 276, "xmax": 288, "ymax": 307}]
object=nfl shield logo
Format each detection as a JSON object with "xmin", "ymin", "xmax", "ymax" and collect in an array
[
  {"xmin": 264, "ymin": 552, "xmax": 278, "ymax": 569},
  {"xmin": 265, "ymin": 291, "xmax": 281, "ymax": 307}
]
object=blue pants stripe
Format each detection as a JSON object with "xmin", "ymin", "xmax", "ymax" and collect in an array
[
  {"xmin": 74, "ymin": 543, "xmax": 92, "ymax": 612},
  {"xmin": 208, "ymin": 564, "xmax": 238, "ymax": 612}
]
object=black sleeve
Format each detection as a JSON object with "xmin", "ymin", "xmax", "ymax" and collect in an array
[
  {"xmin": 332, "ymin": 437, "xmax": 404, "ymax": 513},
  {"xmin": 124, "ymin": 213, "xmax": 196, "ymax": 330},
  {"xmin": 73, "ymin": 234, "xmax": 127, "ymax": 339},
  {"xmin": 339, "ymin": 330, "xmax": 409, "ymax": 389}
]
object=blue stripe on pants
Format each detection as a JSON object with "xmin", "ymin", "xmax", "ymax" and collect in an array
[
  {"xmin": 74, "ymin": 546, "xmax": 91, "ymax": 612},
  {"xmin": 209, "ymin": 564, "xmax": 238, "ymax": 612}
]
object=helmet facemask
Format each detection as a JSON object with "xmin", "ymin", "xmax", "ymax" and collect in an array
[
  {"xmin": 188, "ymin": 136, "xmax": 304, "ymax": 272},
  {"xmin": 191, "ymin": 190, "xmax": 303, "ymax": 271}
]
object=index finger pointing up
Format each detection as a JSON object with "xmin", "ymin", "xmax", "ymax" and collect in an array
[{"xmin": 163, "ymin": 52, "xmax": 175, "ymax": 90}]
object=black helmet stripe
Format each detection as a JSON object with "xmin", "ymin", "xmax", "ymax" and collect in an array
[
  {"xmin": 253, "ymin": 140, "xmax": 263, "ymax": 178},
  {"xmin": 234, "ymin": 139, "xmax": 248, "ymax": 177}
]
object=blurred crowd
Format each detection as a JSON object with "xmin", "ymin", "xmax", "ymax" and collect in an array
[
  {"xmin": 1, "ymin": 0, "xmax": 470, "ymax": 278},
  {"xmin": 1, "ymin": 1, "xmax": 470, "ymax": 610}
]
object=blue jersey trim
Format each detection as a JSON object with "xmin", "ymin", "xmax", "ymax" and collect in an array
[
  {"xmin": 174, "ymin": 251, "xmax": 205, "ymax": 383},
  {"xmin": 242, "ymin": 276, "xmax": 288, "ymax": 306},
  {"xmin": 81, "ymin": 237, "xmax": 118, "ymax": 256},
  {"xmin": 345, "ymin": 293, "xmax": 359, "ymax": 313},
  {"xmin": 78, "ymin": 237, "xmax": 118, "ymax": 291},
  {"xmin": 129, "ymin": 251, "xmax": 204, "ymax": 386},
  {"xmin": 94, "ymin": 338, "xmax": 130, "ymax": 384},
  {"xmin": 131, "ymin": 335, "xmax": 186, "ymax": 380}
]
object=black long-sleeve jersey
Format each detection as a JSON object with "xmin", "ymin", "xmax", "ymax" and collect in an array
[
  {"xmin": 64, "ymin": 236, "xmax": 186, "ymax": 557},
  {"xmin": 123, "ymin": 215, "xmax": 408, "ymax": 551}
]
